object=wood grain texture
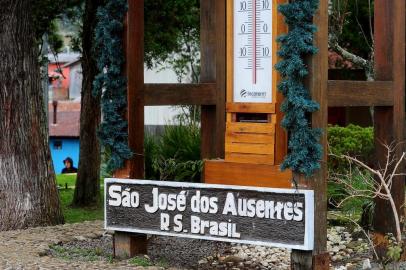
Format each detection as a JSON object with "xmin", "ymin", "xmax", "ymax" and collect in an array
[
  {"xmin": 291, "ymin": 0, "xmax": 329, "ymax": 265},
  {"xmin": 118, "ymin": 0, "xmax": 148, "ymax": 257},
  {"xmin": 327, "ymin": 80, "xmax": 394, "ymax": 107},
  {"xmin": 114, "ymin": 231, "xmax": 147, "ymax": 258},
  {"xmin": 309, "ymin": 0, "xmax": 328, "ymax": 259},
  {"xmin": 204, "ymin": 160, "xmax": 292, "ymax": 188},
  {"xmin": 144, "ymin": 83, "xmax": 216, "ymax": 105},
  {"xmin": 226, "ymin": 122, "xmax": 275, "ymax": 134},
  {"xmin": 215, "ymin": 0, "xmax": 227, "ymax": 158},
  {"xmin": 226, "ymin": 143, "xmax": 275, "ymax": 155},
  {"xmin": 226, "ymin": 132, "xmax": 275, "ymax": 144},
  {"xmin": 224, "ymin": 0, "xmax": 288, "ymax": 166},
  {"xmin": 372, "ymin": 0, "xmax": 406, "ymax": 237},
  {"xmin": 127, "ymin": 0, "xmax": 144, "ymax": 179},
  {"xmin": 226, "ymin": 103, "xmax": 276, "ymax": 113},
  {"xmin": 225, "ymin": 153, "xmax": 275, "ymax": 165},
  {"xmin": 274, "ymin": 1, "xmax": 289, "ymax": 164},
  {"xmin": 390, "ymin": 0, "xmax": 405, "ymax": 225},
  {"xmin": 201, "ymin": 0, "xmax": 220, "ymax": 159}
]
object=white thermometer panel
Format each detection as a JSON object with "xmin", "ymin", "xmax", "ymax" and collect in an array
[{"xmin": 233, "ymin": 0, "xmax": 273, "ymax": 103}]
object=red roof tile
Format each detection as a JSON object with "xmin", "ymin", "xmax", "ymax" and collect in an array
[{"xmin": 49, "ymin": 102, "xmax": 81, "ymax": 138}]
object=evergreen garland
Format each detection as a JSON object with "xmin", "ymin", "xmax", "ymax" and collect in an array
[
  {"xmin": 275, "ymin": 0, "xmax": 322, "ymax": 176},
  {"xmin": 93, "ymin": 0, "xmax": 132, "ymax": 172}
]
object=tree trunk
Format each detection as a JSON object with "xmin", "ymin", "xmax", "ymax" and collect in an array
[
  {"xmin": 72, "ymin": 0, "xmax": 104, "ymax": 206},
  {"xmin": 0, "ymin": 1, "xmax": 64, "ymax": 230}
]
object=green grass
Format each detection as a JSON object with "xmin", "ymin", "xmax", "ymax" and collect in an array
[
  {"xmin": 56, "ymin": 174, "xmax": 105, "ymax": 188},
  {"xmin": 129, "ymin": 257, "xmax": 152, "ymax": 267},
  {"xmin": 51, "ymin": 245, "xmax": 109, "ymax": 262},
  {"xmin": 57, "ymin": 174, "xmax": 104, "ymax": 223},
  {"xmin": 56, "ymin": 174, "xmax": 77, "ymax": 188}
]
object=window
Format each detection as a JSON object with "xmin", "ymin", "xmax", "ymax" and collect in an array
[{"xmin": 53, "ymin": 140, "xmax": 62, "ymax": 150}]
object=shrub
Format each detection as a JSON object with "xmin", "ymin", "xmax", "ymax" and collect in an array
[
  {"xmin": 145, "ymin": 122, "xmax": 202, "ymax": 182},
  {"xmin": 328, "ymin": 124, "xmax": 374, "ymax": 172},
  {"xmin": 327, "ymin": 125, "xmax": 375, "ymax": 224},
  {"xmin": 144, "ymin": 133, "xmax": 160, "ymax": 180}
]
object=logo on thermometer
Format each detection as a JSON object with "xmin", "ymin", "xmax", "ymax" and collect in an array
[{"xmin": 240, "ymin": 89, "xmax": 267, "ymax": 99}]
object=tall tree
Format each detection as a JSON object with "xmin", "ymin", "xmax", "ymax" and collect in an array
[
  {"xmin": 329, "ymin": 0, "xmax": 374, "ymax": 79},
  {"xmin": 0, "ymin": 0, "xmax": 64, "ymax": 230},
  {"xmin": 73, "ymin": 0, "xmax": 104, "ymax": 206}
]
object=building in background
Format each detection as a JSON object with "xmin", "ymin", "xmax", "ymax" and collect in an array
[
  {"xmin": 48, "ymin": 53, "xmax": 81, "ymax": 101},
  {"xmin": 48, "ymin": 101, "xmax": 80, "ymax": 174}
]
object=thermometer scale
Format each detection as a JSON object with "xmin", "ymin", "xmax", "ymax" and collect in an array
[{"xmin": 233, "ymin": 0, "xmax": 273, "ymax": 103}]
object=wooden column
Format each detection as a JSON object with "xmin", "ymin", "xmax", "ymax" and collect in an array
[
  {"xmin": 373, "ymin": 0, "xmax": 405, "ymax": 241},
  {"xmin": 291, "ymin": 0, "xmax": 329, "ymax": 269},
  {"xmin": 114, "ymin": 0, "xmax": 147, "ymax": 258},
  {"xmin": 200, "ymin": 0, "xmax": 226, "ymax": 160},
  {"xmin": 215, "ymin": 0, "xmax": 226, "ymax": 159}
]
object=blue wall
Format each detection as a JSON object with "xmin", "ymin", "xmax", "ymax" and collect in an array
[{"xmin": 50, "ymin": 137, "xmax": 80, "ymax": 174}]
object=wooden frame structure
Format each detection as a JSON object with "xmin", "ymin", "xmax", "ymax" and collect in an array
[{"xmin": 117, "ymin": 0, "xmax": 405, "ymax": 269}]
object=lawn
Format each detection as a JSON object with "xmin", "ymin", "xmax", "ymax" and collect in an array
[{"xmin": 56, "ymin": 174, "xmax": 104, "ymax": 223}]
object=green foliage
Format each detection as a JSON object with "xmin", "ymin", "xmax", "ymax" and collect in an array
[
  {"xmin": 144, "ymin": 134, "xmax": 160, "ymax": 179},
  {"xmin": 93, "ymin": 0, "xmax": 131, "ymax": 172},
  {"xmin": 129, "ymin": 257, "xmax": 152, "ymax": 267},
  {"xmin": 158, "ymin": 124, "xmax": 201, "ymax": 161},
  {"xmin": 328, "ymin": 124, "xmax": 374, "ymax": 171},
  {"xmin": 330, "ymin": 0, "xmax": 374, "ymax": 60},
  {"xmin": 275, "ymin": 0, "xmax": 322, "ymax": 176},
  {"xmin": 32, "ymin": 0, "xmax": 83, "ymax": 53},
  {"xmin": 386, "ymin": 244, "xmax": 402, "ymax": 263},
  {"xmin": 328, "ymin": 168, "xmax": 374, "ymax": 214},
  {"xmin": 327, "ymin": 125, "xmax": 375, "ymax": 226},
  {"xmin": 145, "ymin": 122, "xmax": 202, "ymax": 182},
  {"xmin": 47, "ymin": 21, "xmax": 65, "ymax": 53},
  {"xmin": 94, "ymin": 0, "xmax": 202, "ymax": 171},
  {"xmin": 144, "ymin": 0, "xmax": 200, "ymax": 69},
  {"xmin": 144, "ymin": 0, "xmax": 201, "ymax": 83}
]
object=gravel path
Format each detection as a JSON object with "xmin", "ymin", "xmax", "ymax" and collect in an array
[
  {"xmin": 0, "ymin": 221, "xmax": 144, "ymax": 270},
  {"xmin": 0, "ymin": 220, "xmax": 376, "ymax": 269},
  {"xmin": 0, "ymin": 221, "xmax": 229, "ymax": 270}
]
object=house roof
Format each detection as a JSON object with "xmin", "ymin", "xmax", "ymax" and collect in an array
[
  {"xmin": 47, "ymin": 53, "xmax": 81, "ymax": 64},
  {"xmin": 49, "ymin": 101, "xmax": 81, "ymax": 138},
  {"xmin": 62, "ymin": 59, "xmax": 81, "ymax": 68}
]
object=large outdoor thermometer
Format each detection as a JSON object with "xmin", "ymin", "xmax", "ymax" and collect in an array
[
  {"xmin": 233, "ymin": 0, "xmax": 273, "ymax": 103},
  {"xmin": 204, "ymin": 0, "xmax": 291, "ymax": 189}
]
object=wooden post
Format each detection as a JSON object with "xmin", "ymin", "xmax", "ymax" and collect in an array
[
  {"xmin": 373, "ymin": 0, "xmax": 405, "ymax": 246},
  {"xmin": 114, "ymin": 0, "xmax": 147, "ymax": 258},
  {"xmin": 200, "ymin": 0, "xmax": 226, "ymax": 160},
  {"xmin": 291, "ymin": 0, "xmax": 329, "ymax": 269}
]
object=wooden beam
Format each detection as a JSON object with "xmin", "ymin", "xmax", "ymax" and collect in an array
[
  {"xmin": 144, "ymin": 83, "xmax": 216, "ymax": 105},
  {"xmin": 114, "ymin": 0, "xmax": 147, "ymax": 258},
  {"xmin": 127, "ymin": 0, "xmax": 144, "ymax": 179},
  {"xmin": 309, "ymin": 0, "xmax": 328, "ymax": 259},
  {"xmin": 200, "ymin": 0, "xmax": 218, "ymax": 159},
  {"xmin": 215, "ymin": 0, "xmax": 226, "ymax": 158},
  {"xmin": 373, "ymin": 0, "xmax": 397, "ymax": 239},
  {"xmin": 389, "ymin": 0, "xmax": 405, "ymax": 238},
  {"xmin": 292, "ymin": 1, "xmax": 329, "ymax": 269},
  {"xmin": 327, "ymin": 80, "xmax": 393, "ymax": 107}
]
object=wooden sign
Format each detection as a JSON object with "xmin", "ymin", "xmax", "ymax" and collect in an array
[{"xmin": 105, "ymin": 179, "xmax": 314, "ymax": 250}]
